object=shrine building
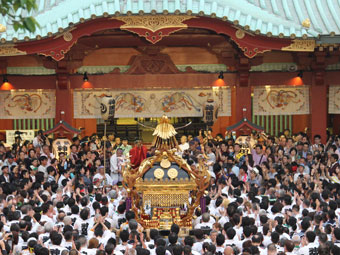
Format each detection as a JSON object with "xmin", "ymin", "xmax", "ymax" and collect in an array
[{"xmin": 1, "ymin": 0, "xmax": 340, "ymax": 142}]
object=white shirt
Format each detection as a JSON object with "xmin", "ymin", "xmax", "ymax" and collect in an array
[
  {"xmin": 70, "ymin": 214, "xmax": 80, "ymax": 226},
  {"xmin": 38, "ymin": 165, "xmax": 48, "ymax": 178},
  {"xmin": 88, "ymin": 230, "xmax": 115, "ymax": 246},
  {"xmin": 179, "ymin": 142, "xmax": 189, "ymax": 152},
  {"xmin": 191, "ymin": 251, "xmax": 200, "ymax": 255},
  {"xmin": 80, "ymin": 248, "xmax": 97, "ymax": 255},
  {"xmin": 39, "ymin": 233, "xmax": 50, "ymax": 243},
  {"xmin": 48, "ymin": 245, "xmax": 68, "ymax": 255},
  {"xmin": 218, "ymin": 216, "xmax": 229, "ymax": 227},
  {"xmin": 207, "ymin": 152, "xmax": 216, "ymax": 175},
  {"xmin": 40, "ymin": 214, "xmax": 54, "ymax": 224},
  {"xmin": 74, "ymin": 218, "xmax": 92, "ymax": 236},
  {"xmin": 115, "ymin": 243, "xmax": 132, "ymax": 254},
  {"xmin": 3, "ymin": 159, "xmax": 17, "ymax": 169},
  {"xmin": 33, "ymin": 136, "xmax": 43, "ymax": 148},
  {"xmin": 64, "ymin": 241, "xmax": 73, "ymax": 251},
  {"xmin": 58, "ymin": 175, "xmax": 68, "ymax": 187},
  {"xmin": 298, "ymin": 242, "xmax": 318, "ymax": 255},
  {"xmin": 1, "ymin": 174, "xmax": 10, "ymax": 183},
  {"xmin": 194, "ymin": 215, "xmax": 215, "ymax": 227},
  {"xmin": 192, "ymin": 241, "xmax": 204, "ymax": 253},
  {"xmin": 93, "ymin": 173, "xmax": 113, "ymax": 187},
  {"xmin": 110, "ymin": 154, "xmax": 121, "ymax": 174},
  {"xmin": 216, "ymin": 246, "xmax": 225, "ymax": 253},
  {"xmin": 195, "ymin": 222, "xmax": 213, "ymax": 229},
  {"xmin": 112, "ymin": 213, "xmax": 125, "ymax": 229},
  {"xmin": 228, "ymin": 238, "xmax": 243, "ymax": 251}
]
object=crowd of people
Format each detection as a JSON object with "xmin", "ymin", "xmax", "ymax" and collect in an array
[{"xmin": 0, "ymin": 128, "xmax": 339, "ymax": 255}]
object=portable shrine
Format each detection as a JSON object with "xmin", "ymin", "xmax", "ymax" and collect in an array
[{"xmin": 122, "ymin": 115, "xmax": 210, "ymax": 230}]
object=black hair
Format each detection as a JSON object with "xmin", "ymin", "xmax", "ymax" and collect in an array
[
  {"xmin": 100, "ymin": 206, "xmax": 108, "ymax": 216},
  {"xmin": 170, "ymin": 223, "xmax": 180, "ymax": 234},
  {"xmin": 71, "ymin": 205, "xmax": 79, "ymax": 215},
  {"xmin": 80, "ymin": 208, "xmax": 89, "ymax": 220},
  {"xmin": 150, "ymin": 229, "xmax": 159, "ymax": 241},
  {"xmin": 306, "ymin": 231, "xmax": 316, "ymax": 243},
  {"xmin": 105, "ymin": 243, "xmax": 115, "ymax": 255},
  {"xmin": 155, "ymin": 238, "xmax": 166, "ymax": 247},
  {"xmin": 119, "ymin": 230, "xmax": 129, "ymax": 243},
  {"xmin": 216, "ymin": 233, "xmax": 225, "ymax": 246},
  {"xmin": 243, "ymin": 226, "xmax": 252, "ymax": 238},
  {"xmin": 64, "ymin": 231, "xmax": 73, "ymax": 241},
  {"xmin": 226, "ymin": 227, "xmax": 236, "ymax": 239},
  {"xmin": 51, "ymin": 232, "xmax": 63, "ymax": 245},
  {"xmin": 184, "ymin": 236, "xmax": 194, "ymax": 247},
  {"xmin": 168, "ymin": 232, "xmax": 178, "ymax": 245},
  {"xmin": 194, "ymin": 229, "xmax": 204, "ymax": 240},
  {"xmin": 125, "ymin": 210, "xmax": 135, "ymax": 221},
  {"xmin": 172, "ymin": 245, "xmax": 183, "ymax": 255},
  {"xmin": 94, "ymin": 226, "xmax": 104, "ymax": 237},
  {"xmin": 333, "ymin": 228, "xmax": 340, "ymax": 240},
  {"xmin": 271, "ymin": 231, "xmax": 280, "ymax": 244},
  {"xmin": 155, "ymin": 246, "xmax": 166, "ymax": 255}
]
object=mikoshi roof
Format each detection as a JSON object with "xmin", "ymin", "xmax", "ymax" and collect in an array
[
  {"xmin": 44, "ymin": 120, "xmax": 81, "ymax": 135},
  {"xmin": 1, "ymin": 0, "xmax": 340, "ymax": 43},
  {"xmin": 226, "ymin": 118, "xmax": 264, "ymax": 132}
]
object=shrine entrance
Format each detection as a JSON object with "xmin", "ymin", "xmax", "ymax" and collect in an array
[{"xmin": 96, "ymin": 117, "xmax": 206, "ymax": 143}]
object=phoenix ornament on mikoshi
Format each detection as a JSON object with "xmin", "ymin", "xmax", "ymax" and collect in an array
[{"xmin": 138, "ymin": 115, "xmax": 191, "ymax": 149}]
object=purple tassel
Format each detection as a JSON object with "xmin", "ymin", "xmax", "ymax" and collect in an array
[
  {"xmin": 200, "ymin": 196, "xmax": 206, "ymax": 213},
  {"xmin": 126, "ymin": 197, "xmax": 132, "ymax": 211}
]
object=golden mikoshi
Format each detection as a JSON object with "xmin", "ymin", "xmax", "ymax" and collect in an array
[{"xmin": 122, "ymin": 115, "xmax": 211, "ymax": 230}]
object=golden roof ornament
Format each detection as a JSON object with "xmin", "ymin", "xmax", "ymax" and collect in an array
[
  {"xmin": 138, "ymin": 115, "xmax": 191, "ymax": 150},
  {"xmin": 152, "ymin": 115, "xmax": 178, "ymax": 149},
  {"xmin": 302, "ymin": 18, "xmax": 310, "ymax": 29},
  {"xmin": 152, "ymin": 115, "xmax": 177, "ymax": 140}
]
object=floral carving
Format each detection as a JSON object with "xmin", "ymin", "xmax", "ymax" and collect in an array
[{"xmin": 114, "ymin": 15, "xmax": 195, "ymax": 44}]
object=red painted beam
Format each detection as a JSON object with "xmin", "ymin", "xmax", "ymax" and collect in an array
[
  {"xmin": 13, "ymin": 16, "xmax": 293, "ymax": 61},
  {"xmin": 16, "ymin": 18, "xmax": 125, "ymax": 61},
  {"xmin": 185, "ymin": 17, "xmax": 292, "ymax": 58}
]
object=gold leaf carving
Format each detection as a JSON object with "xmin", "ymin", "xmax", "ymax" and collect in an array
[
  {"xmin": 114, "ymin": 15, "xmax": 193, "ymax": 32},
  {"xmin": 63, "ymin": 31, "xmax": 73, "ymax": 42},
  {"xmin": 282, "ymin": 39, "xmax": 315, "ymax": 52},
  {"xmin": 235, "ymin": 29, "xmax": 245, "ymax": 39},
  {"xmin": 154, "ymin": 168, "xmax": 165, "ymax": 179},
  {"xmin": 167, "ymin": 168, "xmax": 178, "ymax": 179},
  {"xmin": 0, "ymin": 45, "xmax": 26, "ymax": 56},
  {"xmin": 54, "ymin": 27, "xmax": 76, "ymax": 40}
]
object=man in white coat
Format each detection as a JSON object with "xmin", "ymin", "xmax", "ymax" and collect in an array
[{"xmin": 110, "ymin": 148, "xmax": 124, "ymax": 184}]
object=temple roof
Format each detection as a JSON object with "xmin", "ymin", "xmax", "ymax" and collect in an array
[
  {"xmin": 44, "ymin": 120, "xmax": 81, "ymax": 136},
  {"xmin": 1, "ymin": 0, "xmax": 340, "ymax": 43}
]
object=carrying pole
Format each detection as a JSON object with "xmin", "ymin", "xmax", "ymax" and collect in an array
[{"xmin": 103, "ymin": 122, "xmax": 107, "ymax": 172}]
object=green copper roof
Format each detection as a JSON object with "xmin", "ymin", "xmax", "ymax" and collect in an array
[{"xmin": 1, "ymin": 0, "xmax": 340, "ymax": 43}]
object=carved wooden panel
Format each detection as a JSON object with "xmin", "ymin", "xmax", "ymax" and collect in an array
[{"xmin": 126, "ymin": 53, "xmax": 180, "ymax": 74}]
